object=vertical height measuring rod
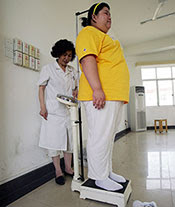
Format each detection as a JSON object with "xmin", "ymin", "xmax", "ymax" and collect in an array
[{"xmin": 75, "ymin": 9, "xmax": 89, "ymax": 181}]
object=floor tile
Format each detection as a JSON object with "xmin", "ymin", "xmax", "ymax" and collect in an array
[
  {"xmin": 8, "ymin": 130, "xmax": 175, "ymax": 207},
  {"xmin": 8, "ymin": 196, "xmax": 52, "ymax": 207},
  {"xmin": 127, "ymin": 185, "xmax": 173, "ymax": 207}
]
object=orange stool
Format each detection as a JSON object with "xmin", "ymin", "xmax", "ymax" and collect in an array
[{"xmin": 154, "ymin": 119, "xmax": 168, "ymax": 133}]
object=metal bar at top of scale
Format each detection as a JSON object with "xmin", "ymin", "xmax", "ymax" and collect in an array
[{"xmin": 75, "ymin": 9, "xmax": 89, "ymax": 16}]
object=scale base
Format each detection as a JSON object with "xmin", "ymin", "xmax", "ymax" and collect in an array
[
  {"xmin": 71, "ymin": 179, "xmax": 82, "ymax": 192},
  {"xmin": 80, "ymin": 179, "xmax": 132, "ymax": 207}
]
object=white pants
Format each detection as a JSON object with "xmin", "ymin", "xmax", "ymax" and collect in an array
[{"xmin": 83, "ymin": 101, "xmax": 123, "ymax": 180}]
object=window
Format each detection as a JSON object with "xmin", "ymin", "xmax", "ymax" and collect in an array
[
  {"xmin": 141, "ymin": 65, "xmax": 175, "ymax": 106},
  {"xmin": 143, "ymin": 81, "xmax": 157, "ymax": 106}
]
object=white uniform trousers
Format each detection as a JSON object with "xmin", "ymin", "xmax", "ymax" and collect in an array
[{"xmin": 83, "ymin": 101, "xmax": 123, "ymax": 180}]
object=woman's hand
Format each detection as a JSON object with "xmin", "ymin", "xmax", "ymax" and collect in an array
[
  {"xmin": 40, "ymin": 105, "xmax": 48, "ymax": 120},
  {"xmin": 72, "ymin": 88, "xmax": 78, "ymax": 99},
  {"xmin": 39, "ymin": 85, "xmax": 47, "ymax": 120},
  {"xmin": 93, "ymin": 89, "xmax": 105, "ymax": 109}
]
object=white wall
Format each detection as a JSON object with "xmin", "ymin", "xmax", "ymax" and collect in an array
[
  {"xmin": 0, "ymin": 0, "xmax": 96, "ymax": 184},
  {"xmin": 0, "ymin": 0, "xmax": 128, "ymax": 185},
  {"xmin": 125, "ymin": 39, "xmax": 175, "ymax": 127}
]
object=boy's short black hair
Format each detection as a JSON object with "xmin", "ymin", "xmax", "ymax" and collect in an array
[{"xmin": 81, "ymin": 2, "xmax": 110, "ymax": 27}]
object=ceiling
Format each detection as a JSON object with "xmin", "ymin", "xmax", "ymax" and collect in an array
[{"xmin": 105, "ymin": 0, "xmax": 175, "ymax": 48}]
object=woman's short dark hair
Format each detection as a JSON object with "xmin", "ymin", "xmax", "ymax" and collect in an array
[
  {"xmin": 51, "ymin": 39, "xmax": 76, "ymax": 61},
  {"xmin": 81, "ymin": 2, "xmax": 110, "ymax": 27}
]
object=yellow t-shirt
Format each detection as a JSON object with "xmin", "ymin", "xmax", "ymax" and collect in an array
[{"xmin": 76, "ymin": 26, "xmax": 130, "ymax": 103}]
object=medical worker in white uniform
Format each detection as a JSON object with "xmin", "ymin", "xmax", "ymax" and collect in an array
[{"xmin": 38, "ymin": 39, "xmax": 78, "ymax": 185}]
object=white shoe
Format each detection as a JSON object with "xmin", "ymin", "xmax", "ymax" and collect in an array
[
  {"xmin": 143, "ymin": 201, "xmax": 157, "ymax": 207},
  {"xmin": 95, "ymin": 178, "xmax": 123, "ymax": 191},
  {"xmin": 133, "ymin": 200, "xmax": 157, "ymax": 207},
  {"xmin": 109, "ymin": 172, "xmax": 126, "ymax": 183}
]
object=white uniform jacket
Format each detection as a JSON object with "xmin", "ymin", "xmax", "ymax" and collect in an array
[{"xmin": 37, "ymin": 61, "xmax": 77, "ymax": 150}]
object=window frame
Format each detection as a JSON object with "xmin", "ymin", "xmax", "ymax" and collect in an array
[{"xmin": 141, "ymin": 65, "xmax": 175, "ymax": 107}]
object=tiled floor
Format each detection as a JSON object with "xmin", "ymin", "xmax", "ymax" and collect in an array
[{"xmin": 8, "ymin": 130, "xmax": 175, "ymax": 207}]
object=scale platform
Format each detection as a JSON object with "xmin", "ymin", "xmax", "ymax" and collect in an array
[{"xmin": 80, "ymin": 179, "xmax": 132, "ymax": 207}]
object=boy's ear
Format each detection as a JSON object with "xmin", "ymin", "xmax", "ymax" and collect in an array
[{"xmin": 92, "ymin": 14, "xmax": 97, "ymax": 23}]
